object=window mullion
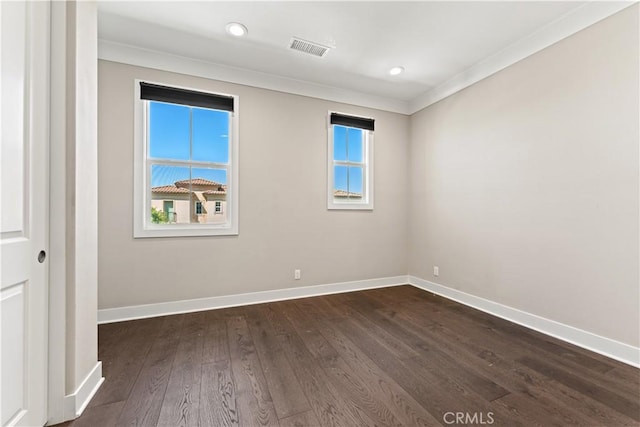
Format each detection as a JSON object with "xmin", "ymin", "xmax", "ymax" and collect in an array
[
  {"xmin": 334, "ymin": 160, "xmax": 363, "ymax": 167},
  {"xmin": 346, "ymin": 126, "xmax": 350, "ymax": 196},
  {"xmin": 345, "ymin": 125, "xmax": 349, "ymax": 164}
]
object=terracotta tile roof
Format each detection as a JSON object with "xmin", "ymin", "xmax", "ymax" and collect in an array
[
  {"xmin": 151, "ymin": 185, "xmax": 189, "ymax": 194},
  {"xmin": 174, "ymin": 178, "xmax": 222, "ymax": 187},
  {"xmin": 152, "ymin": 178, "xmax": 227, "ymax": 194},
  {"xmin": 334, "ymin": 190, "xmax": 362, "ymax": 198}
]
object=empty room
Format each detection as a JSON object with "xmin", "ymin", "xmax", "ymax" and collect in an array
[{"xmin": 1, "ymin": 1, "xmax": 638, "ymax": 426}]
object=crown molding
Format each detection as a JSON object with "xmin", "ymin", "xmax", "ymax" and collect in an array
[
  {"xmin": 409, "ymin": 1, "xmax": 636, "ymax": 114},
  {"xmin": 98, "ymin": 40, "xmax": 412, "ymax": 115}
]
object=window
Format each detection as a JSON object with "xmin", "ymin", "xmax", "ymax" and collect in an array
[
  {"xmin": 327, "ymin": 112, "xmax": 374, "ymax": 210},
  {"xmin": 134, "ymin": 81, "xmax": 239, "ymax": 237},
  {"xmin": 215, "ymin": 201, "xmax": 222, "ymax": 214}
]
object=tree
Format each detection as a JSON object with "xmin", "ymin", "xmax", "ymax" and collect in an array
[{"xmin": 151, "ymin": 207, "xmax": 169, "ymax": 224}]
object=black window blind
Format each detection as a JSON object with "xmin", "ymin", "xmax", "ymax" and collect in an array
[
  {"xmin": 330, "ymin": 113, "xmax": 374, "ymax": 131},
  {"xmin": 140, "ymin": 82, "xmax": 234, "ymax": 112}
]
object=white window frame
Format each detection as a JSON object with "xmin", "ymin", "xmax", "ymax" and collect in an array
[
  {"xmin": 327, "ymin": 111, "xmax": 374, "ymax": 210},
  {"xmin": 133, "ymin": 79, "xmax": 239, "ymax": 237}
]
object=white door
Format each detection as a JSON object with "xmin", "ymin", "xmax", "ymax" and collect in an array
[{"xmin": 0, "ymin": 1, "xmax": 50, "ymax": 426}]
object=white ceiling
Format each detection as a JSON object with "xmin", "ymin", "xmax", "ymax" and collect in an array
[{"xmin": 97, "ymin": 1, "xmax": 630, "ymax": 114}]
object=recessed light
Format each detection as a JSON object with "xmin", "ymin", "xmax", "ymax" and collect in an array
[
  {"xmin": 389, "ymin": 66, "xmax": 405, "ymax": 76},
  {"xmin": 225, "ymin": 22, "xmax": 247, "ymax": 37}
]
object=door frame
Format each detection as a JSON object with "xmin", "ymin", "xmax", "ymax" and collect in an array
[
  {"xmin": 47, "ymin": 2, "xmax": 102, "ymax": 424},
  {"xmin": 47, "ymin": 1, "xmax": 70, "ymax": 423}
]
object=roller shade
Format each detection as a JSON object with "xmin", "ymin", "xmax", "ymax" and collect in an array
[
  {"xmin": 330, "ymin": 112, "xmax": 374, "ymax": 131},
  {"xmin": 140, "ymin": 82, "xmax": 234, "ymax": 112}
]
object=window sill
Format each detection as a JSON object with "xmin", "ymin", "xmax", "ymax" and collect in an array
[
  {"xmin": 134, "ymin": 224, "xmax": 238, "ymax": 238},
  {"xmin": 327, "ymin": 201, "xmax": 374, "ymax": 211}
]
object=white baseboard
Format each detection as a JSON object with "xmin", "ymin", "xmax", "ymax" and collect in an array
[
  {"xmin": 63, "ymin": 361, "xmax": 104, "ymax": 420},
  {"xmin": 98, "ymin": 275, "xmax": 409, "ymax": 324},
  {"xmin": 409, "ymin": 275, "xmax": 640, "ymax": 368}
]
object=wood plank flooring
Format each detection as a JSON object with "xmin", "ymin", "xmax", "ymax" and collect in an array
[{"xmin": 54, "ymin": 285, "xmax": 640, "ymax": 426}]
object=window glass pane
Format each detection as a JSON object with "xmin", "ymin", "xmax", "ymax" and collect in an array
[
  {"xmin": 151, "ymin": 164, "xmax": 190, "ymax": 187},
  {"xmin": 347, "ymin": 128, "xmax": 363, "ymax": 162},
  {"xmin": 333, "ymin": 125, "xmax": 347, "ymax": 161},
  {"xmin": 348, "ymin": 166, "xmax": 363, "ymax": 199},
  {"xmin": 192, "ymin": 108, "xmax": 230, "ymax": 163},
  {"xmin": 150, "ymin": 164, "xmax": 190, "ymax": 224},
  {"xmin": 191, "ymin": 167, "xmax": 228, "ymax": 224},
  {"xmin": 334, "ymin": 165, "xmax": 348, "ymax": 195},
  {"xmin": 149, "ymin": 102, "xmax": 190, "ymax": 160}
]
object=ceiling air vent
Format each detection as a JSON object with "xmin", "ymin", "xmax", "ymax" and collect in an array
[{"xmin": 289, "ymin": 37, "xmax": 331, "ymax": 57}]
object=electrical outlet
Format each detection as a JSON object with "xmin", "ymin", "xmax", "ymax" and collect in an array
[
  {"xmin": 433, "ymin": 266, "xmax": 439, "ymax": 277},
  {"xmin": 294, "ymin": 269, "xmax": 301, "ymax": 280}
]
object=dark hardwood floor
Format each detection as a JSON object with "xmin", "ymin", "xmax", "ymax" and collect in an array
[{"xmin": 55, "ymin": 285, "xmax": 640, "ymax": 426}]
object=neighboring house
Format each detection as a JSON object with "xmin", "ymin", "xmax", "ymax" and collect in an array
[{"xmin": 151, "ymin": 178, "xmax": 227, "ymax": 224}]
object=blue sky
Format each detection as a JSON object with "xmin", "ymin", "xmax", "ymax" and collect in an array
[{"xmin": 149, "ymin": 101, "xmax": 229, "ymax": 186}]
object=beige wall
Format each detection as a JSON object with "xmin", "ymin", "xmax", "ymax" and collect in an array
[
  {"xmin": 98, "ymin": 60, "xmax": 409, "ymax": 308},
  {"xmin": 409, "ymin": 6, "xmax": 639, "ymax": 347}
]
